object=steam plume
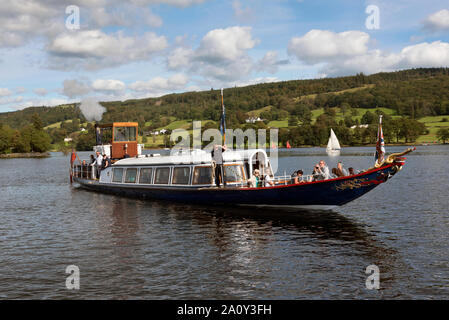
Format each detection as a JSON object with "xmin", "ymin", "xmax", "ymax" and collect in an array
[{"xmin": 79, "ymin": 97, "xmax": 106, "ymax": 121}]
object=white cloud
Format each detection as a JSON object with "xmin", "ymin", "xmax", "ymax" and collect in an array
[
  {"xmin": 232, "ymin": 0, "xmax": 254, "ymax": 22},
  {"xmin": 167, "ymin": 26, "xmax": 259, "ymax": 82},
  {"xmin": 399, "ymin": 41, "xmax": 449, "ymax": 68},
  {"xmin": 167, "ymin": 47, "xmax": 194, "ymax": 69},
  {"xmin": 288, "ymin": 29, "xmax": 449, "ymax": 76},
  {"xmin": 196, "ymin": 26, "xmax": 258, "ymax": 62},
  {"xmin": 33, "ymin": 88, "xmax": 48, "ymax": 96},
  {"xmin": 48, "ymin": 30, "xmax": 168, "ymax": 69},
  {"xmin": 15, "ymin": 87, "xmax": 26, "ymax": 94},
  {"xmin": 0, "ymin": 95, "xmax": 23, "ymax": 105},
  {"xmin": 288, "ymin": 29, "xmax": 370, "ymax": 65},
  {"xmin": 130, "ymin": 0, "xmax": 206, "ymax": 7},
  {"xmin": 423, "ymin": 9, "xmax": 449, "ymax": 32},
  {"xmin": 92, "ymin": 79, "xmax": 126, "ymax": 95},
  {"xmin": 0, "ymin": 88, "xmax": 13, "ymax": 97},
  {"xmin": 129, "ymin": 74, "xmax": 189, "ymax": 95},
  {"xmin": 62, "ymin": 79, "xmax": 91, "ymax": 98},
  {"xmin": 258, "ymin": 51, "xmax": 288, "ymax": 74}
]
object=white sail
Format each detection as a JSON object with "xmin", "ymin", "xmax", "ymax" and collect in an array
[{"xmin": 326, "ymin": 129, "xmax": 341, "ymax": 152}]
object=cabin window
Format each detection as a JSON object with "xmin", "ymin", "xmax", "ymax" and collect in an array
[
  {"xmin": 114, "ymin": 126, "xmax": 136, "ymax": 142},
  {"xmin": 172, "ymin": 167, "xmax": 191, "ymax": 185},
  {"xmin": 112, "ymin": 168, "xmax": 124, "ymax": 183},
  {"xmin": 224, "ymin": 164, "xmax": 244, "ymax": 183},
  {"xmin": 139, "ymin": 168, "xmax": 153, "ymax": 184},
  {"xmin": 192, "ymin": 166, "xmax": 213, "ymax": 185},
  {"xmin": 125, "ymin": 168, "xmax": 137, "ymax": 183},
  {"xmin": 154, "ymin": 167, "xmax": 170, "ymax": 184}
]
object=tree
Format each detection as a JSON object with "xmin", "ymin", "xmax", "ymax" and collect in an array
[
  {"xmin": 32, "ymin": 113, "xmax": 43, "ymax": 130},
  {"xmin": 288, "ymin": 116, "xmax": 298, "ymax": 127},
  {"xmin": 437, "ymin": 128, "xmax": 449, "ymax": 143},
  {"xmin": 76, "ymin": 131, "xmax": 96, "ymax": 151},
  {"xmin": 0, "ymin": 124, "xmax": 14, "ymax": 153}
]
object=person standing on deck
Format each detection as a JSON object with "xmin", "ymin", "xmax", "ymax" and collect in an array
[
  {"xmin": 95, "ymin": 151, "xmax": 103, "ymax": 179},
  {"xmin": 212, "ymin": 144, "xmax": 227, "ymax": 187}
]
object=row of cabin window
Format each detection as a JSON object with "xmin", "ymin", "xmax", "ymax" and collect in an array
[{"xmin": 111, "ymin": 165, "xmax": 245, "ymax": 185}]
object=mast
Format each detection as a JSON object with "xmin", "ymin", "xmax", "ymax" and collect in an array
[{"xmin": 220, "ymin": 88, "xmax": 226, "ymax": 145}]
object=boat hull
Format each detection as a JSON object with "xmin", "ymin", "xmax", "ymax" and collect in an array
[{"xmin": 73, "ymin": 162, "xmax": 403, "ymax": 207}]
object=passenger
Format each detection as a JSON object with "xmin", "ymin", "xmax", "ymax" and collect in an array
[
  {"xmin": 313, "ymin": 160, "xmax": 330, "ymax": 181},
  {"xmin": 332, "ymin": 162, "xmax": 347, "ymax": 178},
  {"xmin": 211, "ymin": 144, "xmax": 227, "ymax": 187},
  {"xmin": 291, "ymin": 170, "xmax": 304, "ymax": 184},
  {"xmin": 89, "ymin": 154, "xmax": 95, "ymax": 165},
  {"xmin": 102, "ymin": 154, "xmax": 111, "ymax": 169},
  {"xmin": 82, "ymin": 160, "xmax": 87, "ymax": 166},
  {"xmin": 348, "ymin": 167, "xmax": 359, "ymax": 175},
  {"xmin": 95, "ymin": 151, "xmax": 103, "ymax": 179},
  {"xmin": 337, "ymin": 162, "xmax": 348, "ymax": 176},
  {"xmin": 264, "ymin": 174, "xmax": 274, "ymax": 187},
  {"xmin": 331, "ymin": 167, "xmax": 339, "ymax": 178},
  {"xmin": 248, "ymin": 169, "xmax": 260, "ymax": 188}
]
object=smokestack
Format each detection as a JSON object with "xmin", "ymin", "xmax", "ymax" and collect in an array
[{"xmin": 94, "ymin": 122, "xmax": 102, "ymax": 145}]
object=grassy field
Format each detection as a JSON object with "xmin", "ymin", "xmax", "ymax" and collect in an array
[
  {"xmin": 267, "ymin": 106, "xmax": 398, "ymax": 128},
  {"xmin": 417, "ymin": 116, "xmax": 449, "ymax": 143},
  {"xmin": 246, "ymin": 105, "xmax": 272, "ymax": 117},
  {"xmin": 43, "ymin": 103, "xmax": 447, "ymax": 146},
  {"xmin": 293, "ymin": 84, "xmax": 375, "ymax": 102}
]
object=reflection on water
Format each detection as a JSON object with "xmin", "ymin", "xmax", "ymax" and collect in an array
[{"xmin": 0, "ymin": 145, "xmax": 448, "ymax": 299}]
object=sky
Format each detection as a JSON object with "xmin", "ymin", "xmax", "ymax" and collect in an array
[{"xmin": 0, "ymin": 0, "xmax": 449, "ymax": 113}]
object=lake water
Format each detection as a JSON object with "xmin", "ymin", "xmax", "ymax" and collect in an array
[{"xmin": 0, "ymin": 145, "xmax": 448, "ymax": 299}]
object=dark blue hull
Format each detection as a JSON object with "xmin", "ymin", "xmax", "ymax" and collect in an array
[{"xmin": 73, "ymin": 163, "xmax": 401, "ymax": 207}]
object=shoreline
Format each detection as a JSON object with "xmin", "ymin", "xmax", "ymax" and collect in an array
[{"xmin": 0, "ymin": 152, "xmax": 51, "ymax": 159}]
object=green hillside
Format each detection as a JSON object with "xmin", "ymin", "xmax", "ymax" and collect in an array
[{"xmin": 1, "ymin": 68, "xmax": 449, "ymax": 151}]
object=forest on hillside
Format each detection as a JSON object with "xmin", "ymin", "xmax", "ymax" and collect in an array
[{"xmin": 1, "ymin": 68, "xmax": 449, "ymax": 152}]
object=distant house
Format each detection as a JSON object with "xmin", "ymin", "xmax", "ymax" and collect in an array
[
  {"xmin": 350, "ymin": 124, "xmax": 369, "ymax": 129},
  {"xmin": 64, "ymin": 137, "xmax": 73, "ymax": 142},
  {"xmin": 80, "ymin": 128, "xmax": 86, "ymax": 132},
  {"xmin": 245, "ymin": 117, "xmax": 263, "ymax": 123},
  {"xmin": 160, "ymin": 129, "xmax": 167, "ymax": 134}
]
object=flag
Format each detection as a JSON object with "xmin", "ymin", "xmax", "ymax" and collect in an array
[
  {"xmin": 375, "ymin": 115, "xmax": 385, "ymax": 165},
  {"xmin": 220, "ymin": 88, "xmax": 226, "ymax": 144},
  {"xmin": 286, "ymin": 141, "xmax": 291, "ymax": 149}
]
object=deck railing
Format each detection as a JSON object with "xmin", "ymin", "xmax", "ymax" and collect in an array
[{"xmin": 72, "ymin": 164, "xmax": 96, "ymax": 180}]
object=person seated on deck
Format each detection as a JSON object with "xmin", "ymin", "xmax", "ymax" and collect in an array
[
  {"xmin": 312, "ymin": 160, "xmax": 330, "ymax": 181},
  {"xmin": 332, "ymin": 162, "xmax": 347, "ymax": 178},
  {"xmin": 291, "ymin": 170, "xmax": 305, "ymax": 184},
  {"xmin": 337, "ymin": 162, "xmax": 348, "ymax": 176},
  {"xmin": 248, "ymin": 169, "xmax": 260, "ymax": 188},
  {"xmin": 263, "ymin": 174, "xmax": 274, "ymax": 187},
  {"xmin": 348, "ymin": 167, "xmax": 359, "ymax": 175},
  {"xmin": 331, "ymin": 167, "xmax": 339, "ymax": 178}
]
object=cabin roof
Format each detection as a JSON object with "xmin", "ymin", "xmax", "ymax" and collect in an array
[
  {"xmin": 112, "ymin": 148, "xmax": 268, "ymax": 166},
  {"xmin": 98, "ymin": 122, "xmax": 138, "ymax": 128}
]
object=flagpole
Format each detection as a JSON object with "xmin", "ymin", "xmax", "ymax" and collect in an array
[{"xmin": 221, "ymin": 88, "xmax": 226, "ymax": 145}]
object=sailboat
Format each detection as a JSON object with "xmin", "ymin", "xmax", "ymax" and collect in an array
[{"xmin": 326, "ymin": 128, "xmax": 341, "ymax": 156}]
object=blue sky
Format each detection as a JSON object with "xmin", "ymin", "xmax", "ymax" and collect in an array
[{"xmin": 0, "ymin": 0, "xmax": 449, "ymax": 113}]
